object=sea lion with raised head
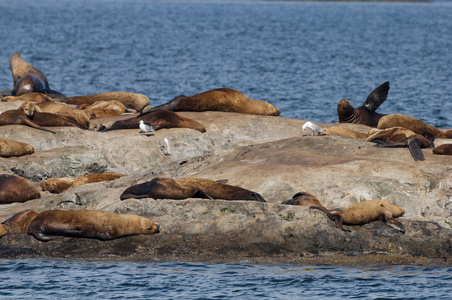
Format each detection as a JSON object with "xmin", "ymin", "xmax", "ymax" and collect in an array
[
  {"xmin": 19, "ymin": 101, "xmax": 86, "ymax": 129},
  {"xmin": 433, "ymin": 144, "xmax": 452, "ymax": 156},
  {"xmin": 120, "ymin": 177, "xmax": 266, "ymax": 202},
  {"xmin": 0, "ymin": 137, "xmax": 34, "ymax": 157},
  {"xmin": 0, "ymin": 174, "xmax": 41, "ymax": 204},
  {"xmin": 0, "ymin": 110, "xmax": 56, "ymax": 133},
  {"xmin": 9, "ymin": 52, "xmax": 63, "ymax": 97},
  {"xmin": 311, "ymin": 199, "xmax": 405, "ymax": 233},
  {"xmin": 2, "ymin": 209, "xmax": 39, "ymax": 234},
  {"xmin": 100, "ymin": 110, "xmax": 206, "ymax": 133},
  {"xmin": 140, "ymin": 88, "xmax": 280, "ymax": 116},
  {"xmin": 366, "ymin": 127, "xmax": 433, "ymax": 161},
  {"xmin": 27, "ymin": 210, "xmax": 160, "ymax": 241},
  {"xmin": 41, "ymin": 173, "xmax": 126, "ymax": 194},
  {"xmin": 337, "ymin": 81, "xmax": 390, "ymax": 127},
  {"xmin": 63, "ymin": 92, "xmax": 150, "ymax": 112}
]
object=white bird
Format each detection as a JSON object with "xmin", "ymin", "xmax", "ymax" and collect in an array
[
  {"xmin": 302, "ymin": 121, "xmax": 326, "ymax": 136},
  {"xmin": 139, "ymin": 120, "xmax": 154, "ymax": 136}
]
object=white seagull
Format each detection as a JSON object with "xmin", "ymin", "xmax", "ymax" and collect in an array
[
  {"xmin": 139, "ymin": 120, "xmax": 154, "ymax": 137},
  {"xmin": 302, "ymin": 121, "xmax": 326, "ymax": 136}
]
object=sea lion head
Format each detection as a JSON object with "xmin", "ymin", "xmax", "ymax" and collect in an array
[
  {"xmin": 140, "ymin": 218, "xmax": 160, "ymax": 234},
  {"xmin": 337, "ymin": 98, "xmax": 355, "ymax": 123}
]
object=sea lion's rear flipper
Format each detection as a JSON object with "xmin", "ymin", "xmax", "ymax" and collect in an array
[
  {"xmin": 333, "ymin": 215, "xmax": 351, "ymax": 232},
  {"xmin": 408, "ymin": 141, "xmax": 425, "ymax": 161},
  {"xmin": 216, "ymin": 179, "xmax": 229, "ymax": 184},
  {"xmin": 309, "ymin": 206, "xmax": 335, "ymax": 221},
  {"xmin": 372, "ymin": 140, "xmax": 408, "ymax": 148},
  {"xmin": 363, "ymin": 81, "xmax": 390, "ymax": 112}
]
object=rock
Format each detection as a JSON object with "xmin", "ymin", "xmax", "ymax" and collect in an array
[{"xmin": 0, "ymin": 111, "xmax": 451, "ymax": 265}]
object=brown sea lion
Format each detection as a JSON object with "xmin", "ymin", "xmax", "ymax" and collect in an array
[
  {"xmin": 367, "ymin": 127, "xmax": 433, "ymax": 161},
  {"xmin": 63, "ymin": 92, "xmax": 150, "ymax": 112},
  {"xmin": 377, "ymin": 114, "xmax": 451, "ymax": 139},
  {"xmin": 41, "ymin": 173, "xmax": 126, "ymax": 194},
  {"xmin": 0, "ymin": 174, "xmax": 41, "ymax": 204},
  {"xmin": 9, "ymin": 52, "xmax": 63, "ymax": 97},
  {"xmin": 1, "ymin": 92, "xmax": 53, "ymax": 103},
  {"xmin": 2, "ymin": 209, "xmax": 39, "ymax": 234},
  {"xmin": 37, "ymin": 101, "xmax": 90, "ymax": 129},
  {"xmin": 0, "ymin": 110, "xmax": 56, "ymax": 133},
  {"xmin": 27, "ymin": 210, "xmax": 160, "ymax": 241},
  {"xmin": 337, "ymin": 81, "xmax": 390, "ymax": 127},
  {"xmin": 0, "ymin": 137, "xmax": 34, "ymax": 157},
  {"xmin": 0, "ymin": 224, "xmax": 8, "ymax": 238},
  {"xmin": 311, "ymin": 199, "xmax": 405, "ymax": 233},
  {"xmin": 120, "ymin": 177, "xmax": 266, "ymax": 202},
  {"xmin": 140, "ymin": 88, "xmax": 280, "ymax": 116},
  {"xmin": 281, "ymin": 192, "xmax": 330, "ymax": 213},
  {"xmin": 325, "ymin": 126, "xmax": 367, "ymax": 138},
  {"xmin": 79, "ymin": 100, "xmax": 127, "ymax": 119},
  {"xmin": 19, "ymin": 101, "xmax": 86, "ymax": 129},
  {"xmin": 433, "ymin": 144, "xmax": 452, "ymax": 155},
  {"xmin": 100, "ymin": 110, "xmax": 206, "ymax": 133}
]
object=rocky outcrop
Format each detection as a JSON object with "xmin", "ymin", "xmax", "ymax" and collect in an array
[{"xmin": 0, "ymin": 111, "xmax": 451, "ymax": 265}]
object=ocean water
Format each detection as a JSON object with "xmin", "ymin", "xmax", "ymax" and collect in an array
[
  {"xmin": 1, "ymin": 0, "xmax": 451, "ymax": 298},
  {"xmin": 0, "ymin": 259, "xmax": 451, "ymax": 299}
]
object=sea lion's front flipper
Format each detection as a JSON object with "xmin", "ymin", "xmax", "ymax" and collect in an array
[
  {"xmin": 385, "ymin": 218, "xmax": 406, "ymax": 234},
  {"xmin": 363, "ymin": 81, "xmax": 390, "ymax": 112},
  {"xmin": 194, "ymin": 189, "xmax": 214, "ymax": 200},
  {"xmin": 333, "ymin": 215, "xmax": 351, "ymax": 232},
  {"xmin": 408, "ymin": 140, "xmax": 425, "ymax": 161}
]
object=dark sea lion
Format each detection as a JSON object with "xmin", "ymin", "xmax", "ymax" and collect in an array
[
  {"xmin": 367, "ymin": 127, "xmax": 433, "ymax": 161},
  {"xmin": 337, "ymin": 81, "xmax": 390, "ymax": 127},
  {"xmin": 100, "ymin": 110, "xmax": 206, "ymax": 133},
  {"xmin": 40, "ymin": 173, "xmax": 126, "ymax": 194},
  {"xmin": 0, "ymin": 224, "xmax": 8, "ymax": 238},
  {"xmin": 281, "ymin": 192, "xmax": 330, "ymax": 212},
  {"xmin": 19, "ymin": 101, "xmax": 84, "ymax": 129},
  {"xmin": 311, "ymin": 199, "xmax": 405, "ymax": 233},
  {"xmin": 120, "ymin": 177, "xmax": 266, "ymax": 202},
  {"xmin": 377, "ymin": 114, "xmax": 450, "ymax": 139},
  {"xmin": 0, "ymin": 110, "xmax": 56, "ymax": 134},
  {"xmin": 27, "ymin": 210, "xmax": 160, "ymax": 241},
  {"xmin": 0, "ymin": 137, "xmax": 34, "ymax": 157},
  {"xmin": 9, "ymin": 52, "xmax": 63, "ymax": 97},
  {"xmin": 63, "ymin": 92, "xmax": 150, "ymax": 112},
  {"xmin": 140, "ymin": 88, "xmax": 280, "ymax": 116},
  {"xmin": 2, "ymin": 209, "xmax": 39, "ymax": 234},
  {"xmin": 433, "ymin": 144, "xmax": 452, "ymax": 156},
  {"xmin": 0, "ymin": 174, "xmax": 41, "ymax": 204}
]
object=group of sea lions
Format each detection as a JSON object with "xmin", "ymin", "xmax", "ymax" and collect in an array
[{"xmin": 1, "ymin": 52, "xmax": 451, "ymax": 244}]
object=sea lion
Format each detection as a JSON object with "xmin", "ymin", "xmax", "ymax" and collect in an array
[
  {"xmin": 37, "ymin": 101, "xmax": 90, "ymax": 129},
  {"xmin": 78, "ymin": 100, "xmax": 127, "ymax": 119},
  {"xmin": 281, "ymin": 192, "xmax": 330, "ymax": 213},
  {"xmin": 9, "ymin": 52, "xmax": 62, "ymax": 97},
  {"xmin": 337, "ymin": 81, "xmax": 390, "ymax": 127},
  {"xmin": 27, "ymin": 210, "xmax": 160, "ymax": 241},
  {"xmin": 0, "ymin": 224, "xmax": 8, "ymax": 238},
  {"xmin": 0, "ymin": 137, "xmax": 34, "ymax": 157},
  {"xmin": 0, "ymin": 174, "xmax": 41, "ymax": 204},
  {"xmin": 99, "ymin": 110, "xmax": 206, "ymax": 133},
  {"xmin": 377, "ymin": 114, "xmax": 451, "ymax": 139},
  {"xmin": 1, "ymin": 92, "xmax": 53, "ymax": 103},
  {"xmin": 367, "ymin": 127, "xmax": 433, "ymax": 161},
  {"xmin": 325, "ymin": 126, "xmax": 367, "ymax": 138},
  {"xmin": 311, "ymin": 199, "xmax": 405, "ymax": 233},
  {"xmin": 2, "ymin": 209, "xmax": 39, "ymax": 234},
  {"xmin": 139, "ymin": 88, "xmax": 280, "ymax": 116},
  {"xmin": 41, "ymin": 173, "xmax": 126, "ymax": 194},
  {"xmin": 63, "ymin": 92, "xmax": 150, "ymax": 112},
  {"xmin": 0, "ymin": 110, "xmax": 56, "ymax": 134},
  {"xmin": 433, "ymin": 144, "xmax": 452, "ymax": 156},
  {"xmin": 120, "ymin": 177, "xmax": 266, "ymax": 202},
  {"xmin": 19, "ymin": 101, "xmax": 85, "ymax": 129}
]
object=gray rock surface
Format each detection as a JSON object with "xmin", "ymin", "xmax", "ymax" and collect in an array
[{"xmin": 1, "ymin": 111, "xmax": 451, "ymax": 265}]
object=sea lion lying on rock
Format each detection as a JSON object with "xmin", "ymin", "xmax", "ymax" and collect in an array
[
  {"xmin": 120, "ymin": 177, "xmax": 266, "ymax": 202},
  {"xmin": 433, "ymin": 144, "xmax": 452, "ymax": 156},
  {"xmin": 0, "ymin": 110, "xmax": 56, "ymax": 133},
  {"xmin": 337, "ymin": 81, "xmax": 390, "ymax": 127},
  {"xmin": 281, "ymin": 192, "xmax": 330, "ymax": 212},
  {"xmin": 41, "ymin": 173, "xmax": 126, "ymax": 193},
  {"xmin": 366, "ymin": 127, "xmax": 433, "ymax": 161},
  {"xmin": 0, "ymin": 137, "xmax": 34, "ymax": 157},
  {"xmin": 1, "ymin": 92, "xmax": 54, "ymax": 103},
  {"xmin": 377, "ymin": 114, "xmax": 452, "ymax": 139},
  {"xmin": 99, "ymin": 111, "xmax": 206, "ymax": 133},
  {"xmin": 311, "ymin": 199, "xmax": 405, "ymax": 233},
  {"xmin": 140, "ymin": 88, "xmax": 280, "ymax": 116},
  {"xmin": 2, "ymin": 209, "xmax": 39, "ymax": 234},
  {"xmin": 325, "ymin": 126, "xmax": 367, "ymax": 138},
  {"xmin": 63, "ymin": 92, "xmax": 150, "ymax": 112},
  {"xmin": 27, "ymin": 210, "xmax": 160, "ymax": 241},
  {"xmin": 0, "ymin": 174, "xmax": 41, "ymax": 204},
  {"xmin": 78, "ymin": 100, "xmax": 127, "ymax": 119},
  {"xmin": 37, "ymin": 101, "xmax": 90, "ymax": 129}
]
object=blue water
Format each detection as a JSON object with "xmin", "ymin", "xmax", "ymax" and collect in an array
[
  {"xmin": 0, "ymin": 259, "xmax": 451, "ymax": 299},
  {"xmin": 1, "ymin": 0, "xmax": 451, "ymax": 128},
  {"xmin": 1, "ymin": 0, "xmax": 452, "ymax": 297}
]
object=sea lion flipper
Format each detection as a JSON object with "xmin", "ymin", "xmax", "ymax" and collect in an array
[
  {"xmin": 408, "ymin": 141, "xmax": 425, "ymax": 161},
  {"xmin": 194, "ymin": 189, "xmax": 214, "ymax": 200},
  {"xmin": 309, "ymin": 206, "xmax": 335, "ymax": 221},
  {"xmin": 363, "ymin": 81, "xmax": 390, "ymax": 112},
  {"xmin": 385, "ymin": 218, "xmax": 406, "ymax": 234},
  {"xmin": 333, "ymin": 215, "xmax": 351, "ymax": 232}
]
